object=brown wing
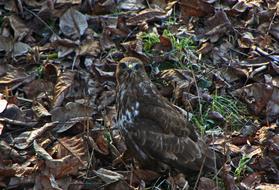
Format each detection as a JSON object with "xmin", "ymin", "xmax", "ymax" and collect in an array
[
  {"xmin": 126, "ymin": 119, "xmax": 205, "ymax": 172},
  {"xmin": 137, "ymin": 94, "xmax": 199, "ymax": 141},
  {"xmin": 135, "ymin": 92, "xmax": 221, "ymax": 170}
]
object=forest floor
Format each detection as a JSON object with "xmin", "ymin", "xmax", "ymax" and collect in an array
[{"xmin": 0, "ymin": 0, "xmax": 278, "ymax": 189}]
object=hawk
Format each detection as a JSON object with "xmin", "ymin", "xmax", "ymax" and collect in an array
[{"xmin": 115, "ymin": 57, "xmax": 221, "ymax": 173}]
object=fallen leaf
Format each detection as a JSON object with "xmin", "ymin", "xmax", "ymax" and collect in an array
[
  {"xmin": 232, "ymin": 83, "xmax": 279, "ymax": 121},
  {"xmin": 0, "ymin": 36, "xmax": 31, "ymax": 57},
  {"xmin": 0, "ymin": 140, "xmax": 25, "ymax": 162},
  {"xmin": 240, "ymin": 172, "xmax": 262, "ymax": 190},
  {"xmin": 204, "ymin": 10, "xmax": 232, "ymax": 43},
  {"xmin": 78, "ymin": 39, "xmax": 101, "ymax": 57},
  {"xmin": 127, "ymin": 9, "xmax": 168, "ymax": 25},
  {"xmin": 2, "ymin": 15, "xmax": 29, "ymax": 40},
  {"xmin": 59, "ymin": 8, "xmax": 88, "ymax": 39},
  {"xmin": 255, "ymin": 183, "xmax": 279, "ymax": 190},
  {"xmin": 14, "ymin": 122, "xmax": 57, "ymax": 149},
  {"xmin": 180, "ymin": 0, "xmax": 214, "ymax": 17},
  {"xmin": 51, "ymin": 102, "xmax": 94, "ymax": 122},
  {"xmin": 56, "ymin": 135, "xmax": 89, "ymax": 167},
  {"xmin": 0, "ymin": 99, "xmax": 8, "ymax": 113},
  {"xmin": 95, "ymin": 168, "xmax": 124, "ymax": 184},
  {"xmin": 198, "ymin": 177, "xmax": 218, "ymax": 190},
  {"xmin": 95, "ymin": 133, "xmax": 110, "ymax": 155},
  {"xmin": 53, "ymin": 71, "xmax": 76, "ymax": 107},
  {"xmin": 32, "ymin": 101, "xmax": 51, "ymax": 121},
  {"xmin": 117, "ymin": 0, "xmax": 145, "ymax": 11}
]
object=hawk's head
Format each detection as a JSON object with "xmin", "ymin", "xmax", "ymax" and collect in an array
[{"xmin": 116, "ymin": 57, "xmax": 147, "ymax": 85}]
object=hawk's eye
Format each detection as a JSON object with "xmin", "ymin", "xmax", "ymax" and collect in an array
[
  {"xmin": 120, "ymin": 63, "xmax": 127, "ymax": 69},
  {"xmin": 134, "ymin": 63, "xmax": 140, "ymax": 70}
]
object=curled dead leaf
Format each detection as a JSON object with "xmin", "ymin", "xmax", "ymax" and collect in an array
[{"xmin": 53, "ymin": 71, "xmax": 76, "ymax": 107}]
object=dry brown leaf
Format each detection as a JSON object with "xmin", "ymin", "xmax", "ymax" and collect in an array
[
  {"xmin": 100, "ymin": 28, "xmax": 117, "ymax": 50},
  {"xmin": 97, "ymin": 90, "xmax": 116, "ymax": 110},
  {"xmin": 32, "ymin": 101, "xmax": 51, "ymax": 121},
  {"xmin": 205, "ymin": 10, "xmax": 232, "ymax": 43},
  {"xmin": 53, "ymin": 71, "xmax": 76, "ymax": 107},
  {"xmin": 240, "ymin": 172, "xmax": 262, "ymax": 190},
  {"xmin": 33, "ymin": 140, "xmax": 53, "ymax": 161},
  {"xmin": 105, "ymin": 180, "xmax": 131, "ymax": 190},
  {"xmin": 256, "ymin": 34, "xmax": 272, "ymax": 49},
  {"xmin": 197, "ymin": 42, "xmax": 213, "ymax": 54},
  {"xmin": 159, "ymin": 69, "xmax": 195, "ymax": 106},
  {"xmin": 251, "ymin": 156, "xmax": 279, "ymax": 182},
  {"xmin": 180, "ymin": 0, "xmax": 214, "ymax": 17},
  {"xmin": 155, "ymin": 35, "xmax": 173, "ymax": 52},
  {"xmin": 56, "ymin": 135, "xmax": 89, "ymax": 167},
  {"xmin": 0, "ymin": 123, "xmax": 3, "ymax": 135},
  {"xmin": 56, "ymin": 117, "xmax": 93, "ymax": 134},
  {"xmin": 3, "ymin": 0, "xmax": 19, "ymax": 12},
  {"xmin": 264, "ymin": 133, "xmax": 279, "ymax": 165},
  {"xmin": 14, "ymin": 122, "xmax": 57, "ymax": 149},
  {"xmin": 127, "ymin": 9, "xmax": 167, "ymax": 25},
  {"xmin": 95, "ymin": 168, "xmax": 124, "ymax": 183},
  {"xmin": 23, "ymin": 79, "xmax": 54, "ymax": 99},
  {"xmin": 231, "ymin": 1, "xmax": 249, "ymax": 13},
  {"xmin": 222, "ymin": 66, "xmax": 249, "ymax": 83},
  {"xmin": 198, "ymin": 177, "xmax": 218, "ymax": 190},
  {"xmin": 34, "ymin": 140, "xmax": 82, "ymax": 178},
  {"xmin": 255, "ymin": 183, "xmax": 279, "ymax": 190},
  {"xmin": 0, "ymin": 163, "xmax": 35, "ymax": 178},
  {"xmin": 0, "ymin": 36, "xmax": 31, "ymax": 57},
  {"xmin": 127, "ymin": 168, "xmax": 160, "ymax": 186},
  {"xmin": 51, "ymin": 102, "xmax": 94, "ymax": 122},
  {"xmin": 232, "ymin": 83, "xmax": 279, "ymax": 121},
  {"xmin": 51, "ymin": 38, "xmax": 79, "ymax": 58},
  {"xmin": 2, "ymin": 15, "xmax": 29, "ymax": 40},
  {"xmin": 95, "ymin": 133, "xmax": 110, "ymax": 155},
  {"xmin": 78, "ymin": 39, "xmax": 101, "ymax": 57},
  {"xmin": 59, "ymin": 8, "xmax": 88, "ymax": 39},
  {"xmin": 34, "ymin": 174, "xmax": 62, "ymax": 190},
  {"xmin": 0, "ymin": 140, "xmax": 24, "ymax": 162},
  {"xmin": 238, "ymin": 32, "xmax": 255, "ymax": 49},
  {"xmin": 222, "ymin": 164, "xmax": 238, "ymax": 190},
  {"xmin": 44, "ymin": 63, "xmax": 59, "ymax": 83},
  {"xmin": 0, "ymin": 67, "xmax": 29, "ymax": 90}
]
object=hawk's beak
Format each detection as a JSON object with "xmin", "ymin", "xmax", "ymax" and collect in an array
[{"xmin": 127, "ymin": 64, "xmax": 133, "ymax": 74}]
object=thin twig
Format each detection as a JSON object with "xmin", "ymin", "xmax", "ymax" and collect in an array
[
  {"xmin": 267, "ymin": 11, "xmax": 277, "ymax": 35},
  {"xmin": 17, "ymin": 97, "xmax": 33, "ymax": 103},
  {"xmin": 0, "ymin": 117, "xmax": 37, "ymax": 127},
  {"xmin": 193, "ymin": 156, "xmax": 206, "ymax": 190},
  {"xmin": 238, "ymin": 62, "xmax": 269, "ymax": 67},
  {"xmin": 229, "ymin": 47, "xmax": 249, "ymax": 57}
]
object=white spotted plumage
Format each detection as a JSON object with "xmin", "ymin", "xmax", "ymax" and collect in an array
[{"xmin": 117, "ymin": 102, "xmax": 140, "ymax": 131}]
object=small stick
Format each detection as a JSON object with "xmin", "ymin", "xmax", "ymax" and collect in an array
[
  {"xmin": 0, "ymin": 117, "xmax": 37, "ymax": 127},
  {"xmin": 250, "ymin": 65, "xmax": 267, "ymax": 78}
]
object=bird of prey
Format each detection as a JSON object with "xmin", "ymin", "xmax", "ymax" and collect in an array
[{"xmin": 115, "ymin": 57, "xmax": 221, "ymax": 173}]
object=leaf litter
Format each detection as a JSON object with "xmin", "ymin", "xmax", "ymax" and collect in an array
[{"xmin": 0, "ymin": 0, "xmax": 278, "ymax": 189}]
